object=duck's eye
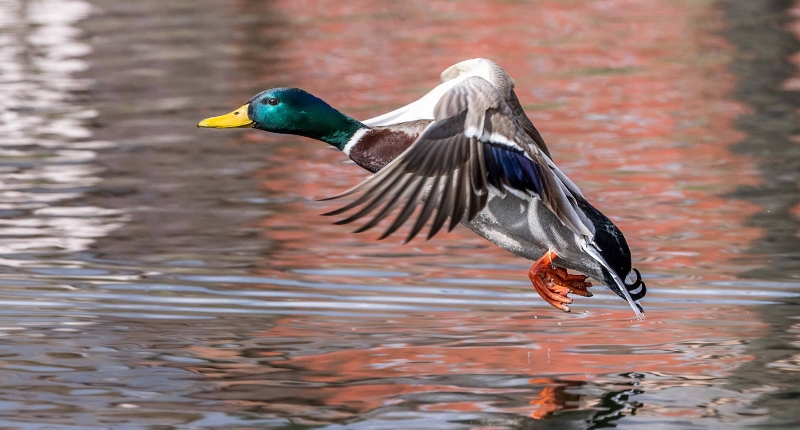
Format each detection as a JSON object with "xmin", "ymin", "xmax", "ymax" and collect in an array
[{"xmin": 263, "ymin": 97, "xmax": 279, "ymax": 106}]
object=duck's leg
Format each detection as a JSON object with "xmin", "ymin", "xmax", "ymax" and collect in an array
[{"xmin": 528, "ymin": 251, "xmax": 592, "ymax": 312}]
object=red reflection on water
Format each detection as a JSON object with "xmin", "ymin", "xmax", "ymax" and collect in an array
[
  {"xmin": 188, "ymin": 309, "xmax": 761, "ymax": 421},
  {"xmin": 240, "ymin": 0, "xmax": 762, "ymax": 278},
  {"xmin": 205, "ymin": 0, "xmax": 771, "ymax": 422}
]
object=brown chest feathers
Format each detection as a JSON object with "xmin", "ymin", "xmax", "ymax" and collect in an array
[{"xmin": 347, "ymin": 120, "xmax": 432, "ymax": 173}]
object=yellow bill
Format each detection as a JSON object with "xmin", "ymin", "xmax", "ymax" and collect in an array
[{"xmin": 197, "ymin": 104, "xmax": 254, "ymax": 128}]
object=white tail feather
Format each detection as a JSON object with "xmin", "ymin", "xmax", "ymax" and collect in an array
[{"xmin": 582, "ymin": 243, "xmax": 645, "ymax": 320}]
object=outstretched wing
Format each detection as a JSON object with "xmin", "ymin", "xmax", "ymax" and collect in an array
[
  {"xmin": 323, "ymin": 76, "xmax": 594, "ymax": 243},
  {"xmin": 506, "ymin": 89, "xmax": 551, "ymax": 159}
]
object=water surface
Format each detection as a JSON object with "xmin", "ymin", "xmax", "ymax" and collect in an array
[{"xmin": 0, "ymin": 0, "xmax": 798, "ymax": 428}]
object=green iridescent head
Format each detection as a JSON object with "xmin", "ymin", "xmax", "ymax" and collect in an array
[{"xmin": 198, "ymin": 88, "xmax": 364, "ymax": 150}]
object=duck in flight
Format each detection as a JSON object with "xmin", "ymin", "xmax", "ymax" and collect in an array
[{"xmin": 198, "ymin": 58, "xmax": 647, "ymax": 318}]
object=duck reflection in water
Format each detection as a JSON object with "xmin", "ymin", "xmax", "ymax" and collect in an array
[
  {"xmin": 526, "ymin": 378, "xmax": 642, "ymax": 425},
  {"xmin": 199, "ymin": 58, "xmax": 647, "ymax": 316}
]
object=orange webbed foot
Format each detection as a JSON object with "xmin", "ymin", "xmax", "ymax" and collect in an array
[
  {"xmin": 552, "ymin": 267, "xmax": 593, "ymax": 297},
  {"xmin": 528, "ymin": 251, "xmax": 593, "ymax": 312}
]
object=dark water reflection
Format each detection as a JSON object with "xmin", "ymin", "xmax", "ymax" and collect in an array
[
  {"xmin": 724, "ymin": 1, "xmax": 800, "ymax": 427},
  {"xmin": 0, "ymin": 0, "xmax": 797, "ymax": 428}
]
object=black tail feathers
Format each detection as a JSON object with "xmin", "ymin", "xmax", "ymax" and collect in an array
[{"xmin": 623, "ymin": 268, "xmax": 646, "ymax": 301}]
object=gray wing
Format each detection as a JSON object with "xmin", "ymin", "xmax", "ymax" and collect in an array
[
  {"xmin": 506, "ymin": 90, "xmax": 585, "ymax": 199},
  {"xmin": 323, "ymin": 76, "xmax": 594, "ymax": 243},
  {"xmin": 440, "ymin": 58, "xmax": 553, "ymax": 159},
  {"xmin": 507, "ymin": 89, "xmax": 552, "ymax": 159}
]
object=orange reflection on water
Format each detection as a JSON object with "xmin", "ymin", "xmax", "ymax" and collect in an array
[
  {"xmin": 201, "ymin": 0, "xmax": 773, "ymax": 423},
  {"xmin": 186, "ymin": 308, "xmax": 761, "ymax": 421},
  {"xmin": 239, "ymin": 0, "xmax": 762, "ymax": 279}
]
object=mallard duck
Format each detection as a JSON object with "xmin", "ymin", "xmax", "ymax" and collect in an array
[{"xmin": 198, "ymin": 58, "xmax": 647, "ymax": 318}]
